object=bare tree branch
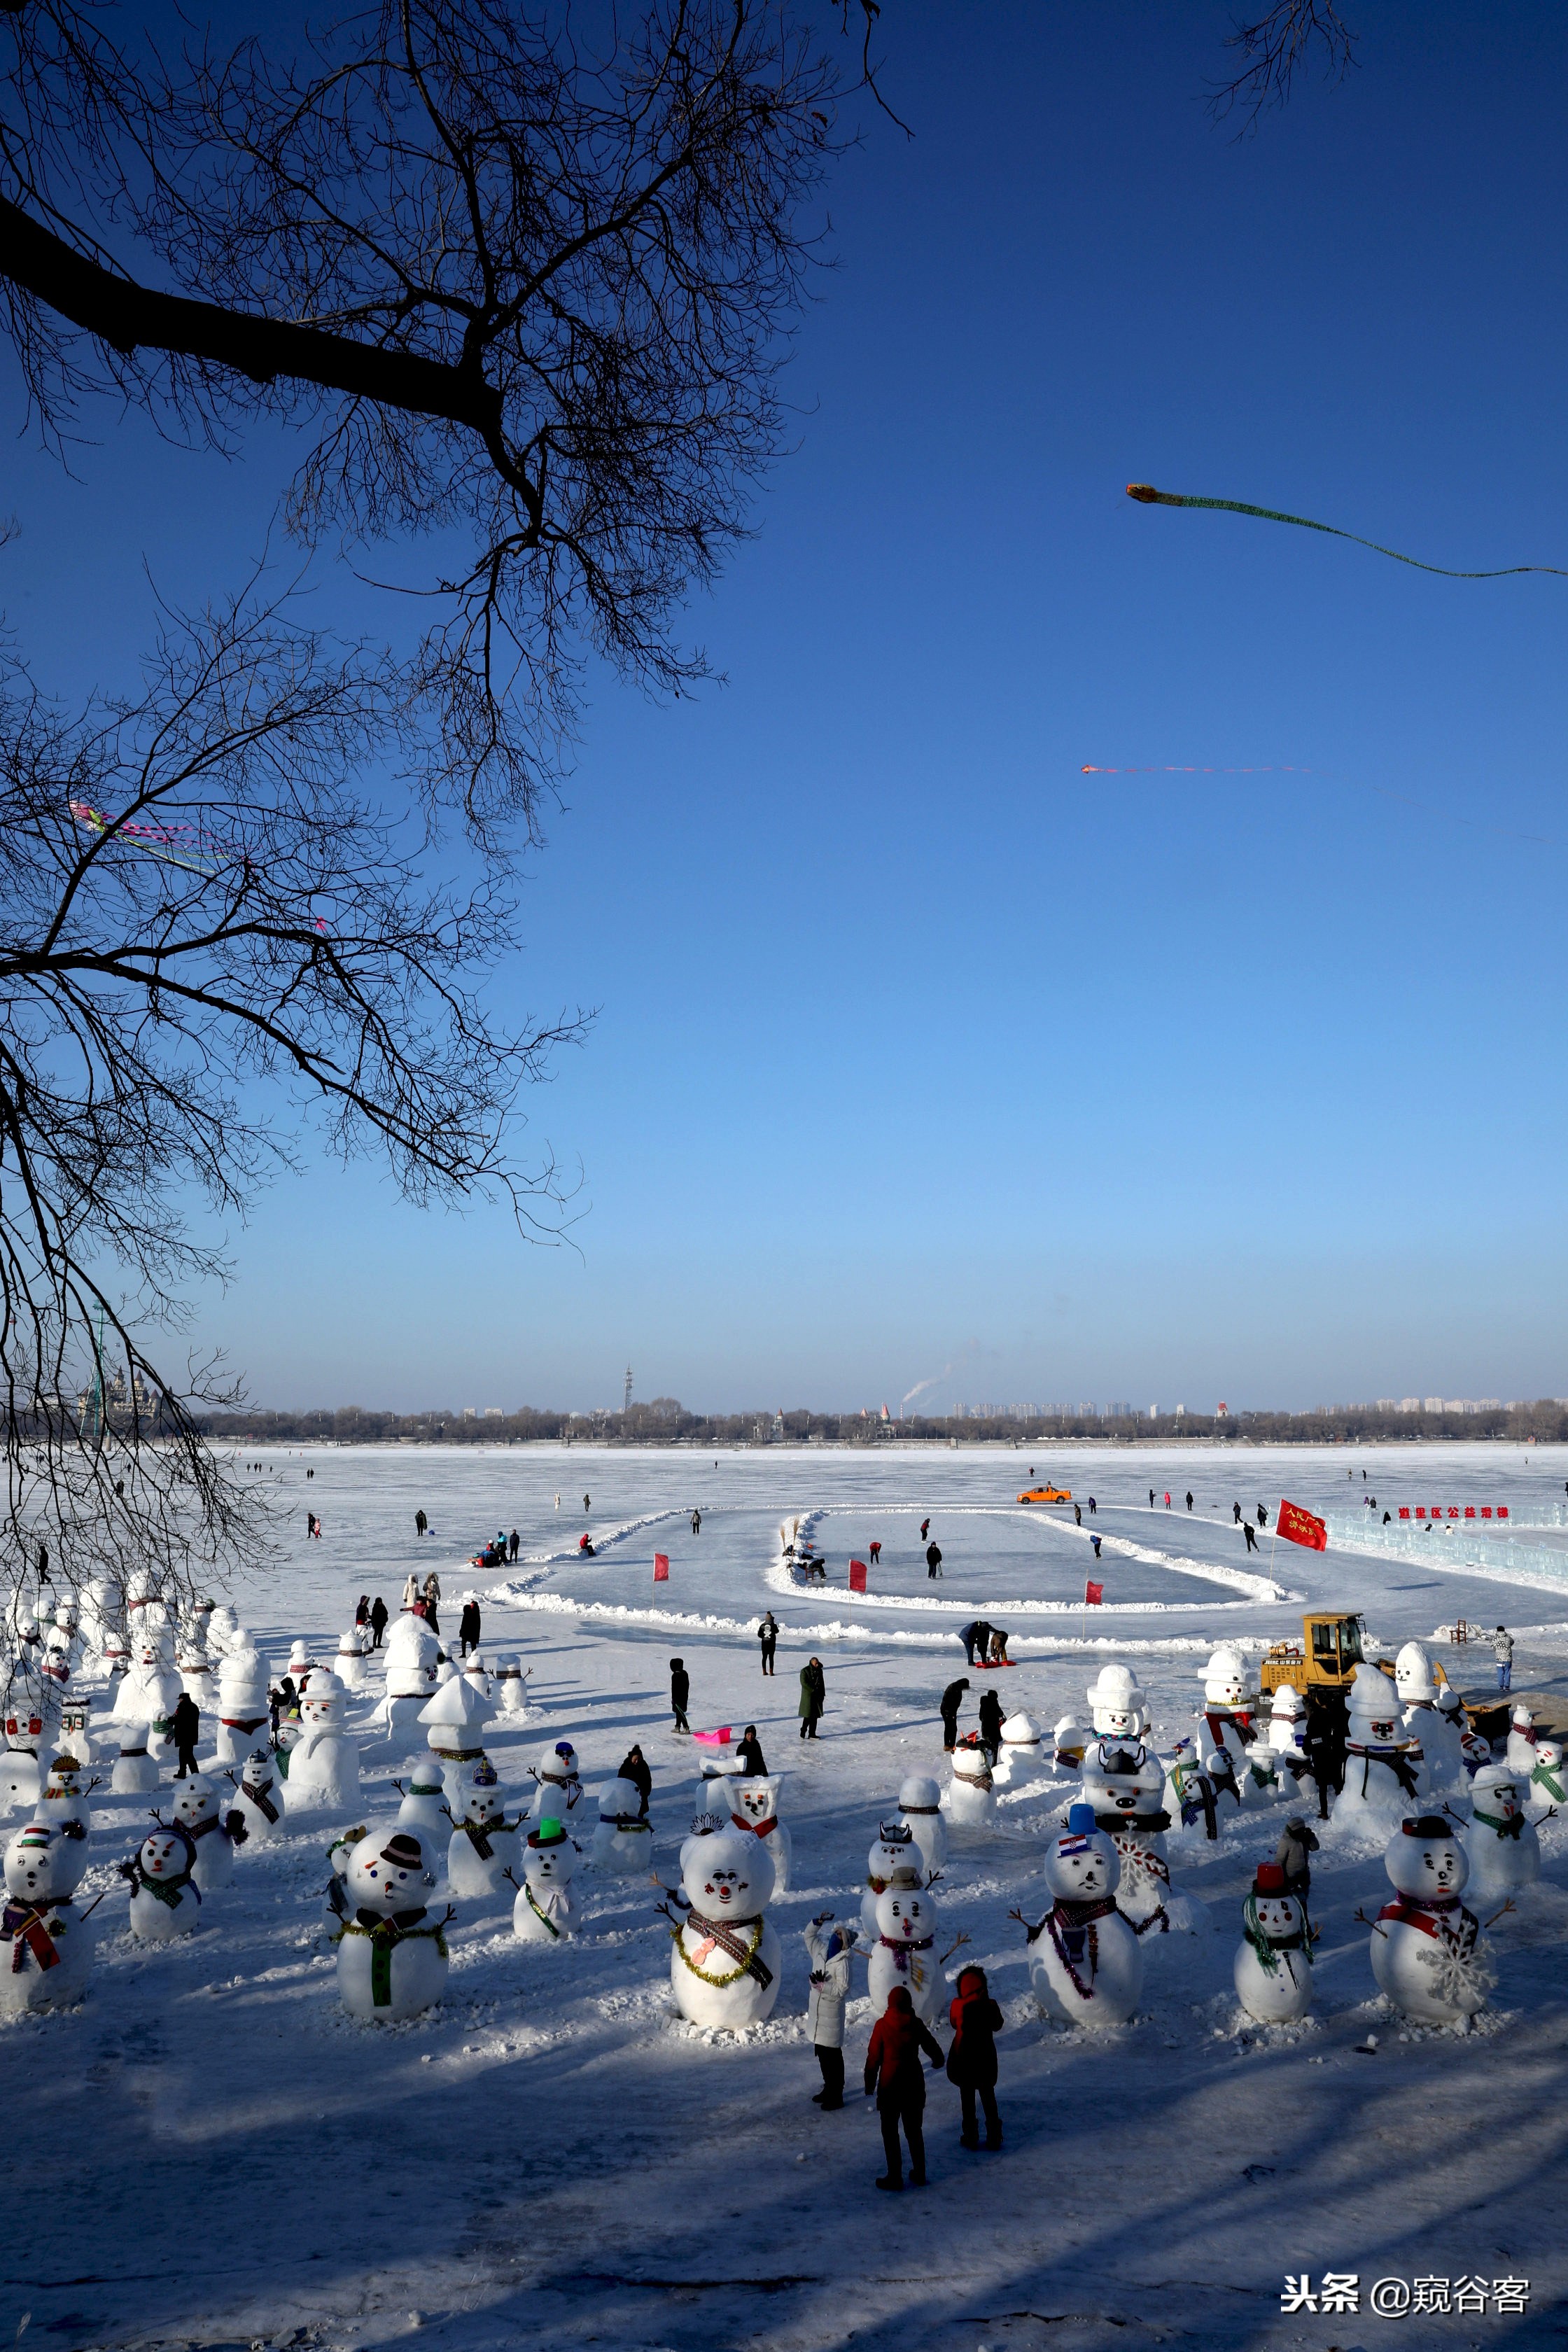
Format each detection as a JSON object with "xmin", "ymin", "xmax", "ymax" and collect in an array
[{"xmin": 1209, "ymin": 1, "xmax": 1359, "ymax": 133}]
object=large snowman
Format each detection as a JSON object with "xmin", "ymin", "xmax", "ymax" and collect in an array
[
  {"xmin": 860, "ymin": 1820, "xmax": 927, "ymax": 1941},
  {"xmin": 1371, "ymin": 1814, "xmax": 1492, "ymax": 2029},
  {"xmin": 1394, "ymin": 1644, "xmax": 1466, "ymax": 1797},
  {"xmin": 1086, "ymin": 1662, "xmax": 1147, "ymax": 1740},
  {"xmin": 1527, "ymin": 1737, "xmax": 1567, "ymax": 1819},
  {"xmin": 445, "ymin": 1760, "xmax": 525, "ymax": 1900},
  {"xmin": 665, "ymin": 1824, "xmax": 780, "ymax": 2030},
  {"xmin": 512, "ymin": 1818, "xmax": 583, "ymax": 1942},
  {"xmin": 286, "ymin": 1670, "xmax": 362, "ymax": 1815},
  {"xmin": 1195, "ymin": 1646, "xmax": 1268, "ymax": 1805},
  {"xmin": 944, "ymin": 1735, "xmax": 996, "ymax": 1828},
  {"xmin": 897, "ymin": 1775, "xmax": 947, "ymax": 1872},
  {"xmin": 991, "ymin": 1711, "xmax": 1045, "ymax": 1789},
  {"xmin": 334, "ymin": 1831, "xmax": 449, "ymax": 2021},
  {"xmin": 1233, "ymin": 1860, "xmax": 1314, "ymax": 2024},
  {"xmin": 122, "ymin": 1827, "xmax": 203, "ymax": 1940},
  {"xmin": 417, "ymin": 1672, "xmax": 493, "ymax": 1807},
  {"xmin": 379, "ymin": 1616, "xmax": 442, "ymax": 1735},
  {"xmin": 531, "ymin": 1740, "xmax": 584, "ymax": 1824},
  {"xmin": 1338, "ymin": 1665, "xmax": 1427, "ymax": 1826},
  {"xmin": 590, "ymin": 1778, "xmax": 656, "ymax": 1875},
  {"xmin": 1266, "ymin": 1686, "xmax": 1320, "ymax": 1814},
  {"xmin": 1465, "ymin": 1765, "xmax": 1540, "ymax": 1904},
  {"xmin": 171, "ymin": 1774, "xmax": 241, "ymax": 1891},
  {"xmin": 1079, "ymin": 1736, "xmax": 1201, "ymax": 1934},
  {"xmin": 228, "ymin": 1748, "xmax": 288, "ymax": 1842},
  {"xmin": 866, "ymin": 1867, "xmax": 946, "ymax": 2026},
  {"xmin": 1018, "ymin": 1803, "xmax": 1142, "ymax": 2026},
  {"xmin": 0, "ymin": 1821, "xmax": 93, "ymax": 2013}
]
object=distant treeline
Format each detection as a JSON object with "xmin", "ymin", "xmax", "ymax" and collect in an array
[{"xmin": 189, "ymin": 1399, "xmax": 1568, "ymax": 1446}]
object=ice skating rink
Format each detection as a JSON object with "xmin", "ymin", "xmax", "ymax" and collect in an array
[{"xmin": 14, "ymin": 1441, "xmax": 1568, "ymax": 2352}]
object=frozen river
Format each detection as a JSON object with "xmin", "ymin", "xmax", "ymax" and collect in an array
[{"xmin": 10, "ymin": 1440, "xmax": 1568, "ymax": 2352}]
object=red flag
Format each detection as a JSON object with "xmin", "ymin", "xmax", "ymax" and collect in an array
[
  {"xmin": 1084, "ymin": 1579, "xmax": 1103, "ymax": 1606},
  {"xmin": 653, "ymin": 1552, "xmax": 669, "ymax": 1582},
  {"xmin": 848, "ymin": 1558, "xmax": 867, "ymax": 1593},
  {"xmin": 1276, "ymin": 1499, "xmax": 1327, "ymax": 1553}
]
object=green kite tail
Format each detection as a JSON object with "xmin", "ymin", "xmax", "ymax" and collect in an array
[{"xmin": 1125, "ymin": 484, "xmax": 1568, "ymax": 579}]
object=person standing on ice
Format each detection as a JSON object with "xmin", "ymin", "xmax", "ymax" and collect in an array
[
  {"xmin": 1243, "ymin": 1521, "xmax": 1259, "ymax": 1552},
  {"xmin": 583, "ymin": 1493, "xmax": 591, "ymax": 1513},
  {"xmin": 946, "ymin": 1963, "xmax": 1004, "ymax": 2152},
  {"xmin": 618, "ymin": 1744, "xmax": 652, "ymax": 1815},
  {"xmin": 757, "ymin": 1613, "xmax": 778, "ymax": 1676},
  {"xmin": 415, "ymin": 1508, "xmax": 428, "ymax": 1538},
  {"xmin": 1257, "ymin": 1503, "xmax": 1269, "ymax": 1527},
  {"xmin": 940, "ymin": 1678, "xmax": 969, "ymax": 1751},
  {"xmin": 1148, "ymin": 1488, "xmax": 1155, "ymax": 1508},
  {"xmin": 369, "ymin": 1596, "xmax": 388, "ymax": 1648},
  {"xmin": 804, "ymin": 1912, "xmax": 857, "ymax": 2109},
  {"xmin": 1185, "ymin": 1492, "xmax": 1193, "ymax": 1512},
  {"xmin": 1164, "ymin": 1492, "xmax": 1171, "ymax": 1508},
  {"xmin": 799, "ymin": 1657, "xmax": 825, "ymax": 1740},
  {"xmin": 1493, "ymin": 1626, "xmax": 1514, "ymax": 1692},
  {"xmin": 692, "ymin": 1509, "xmax": 701, "ymax": 1534},
  {"xmin": 869, "ymin": 1540, "xmax": 881, "ymax": 1567},
  {"xmin": 736, "ymin": 1726, "xmax": 768, "ymax": 1774},
  {"xmin": 977, "ymin": 1687, "xmax": 1004, "ymax": 1765},
  {"xmin": 458, "ymin": 1600, "xmax": 482, "ymax": 1658},
  {"xmin": 1090, "ymin": 1532, "xmax": 1102, "ymax": 1560},
  {"xmin": 864, "ymin": 1984, "xmax": 944, "ymax": 2190},
  {"xmin": 402, "ymin": 1572, "xmax": 419, "ymax": 1611},
  {"xmin": 669, "ymin": 1658, "xmax": 691, "ymax": 1735},
  {"xmin": 355, "ymin": 1595, "xmax": 370, "ymax": 1627},
  {"xmin": 421, "ymin": 1572, "xmax": 441, "ymax": 1638},
  {"xmin": 920, "ymin": 1519, "xmax": 930, "ymax": 1543},
  {"xmin": 170, "ymin": 1690, "xmax": 201, "ymax": 1778},
  {"xmin": 507, "ymin": 1529, "xmax": 519, "ymax": 1560},
  {"xmin": 1233, "ymin": 1502, "xmax": 1242, "ymax": 1525},
  {"xmin": 925, "ymin": 1542, "xmax": 943, "ymax": 1579}
]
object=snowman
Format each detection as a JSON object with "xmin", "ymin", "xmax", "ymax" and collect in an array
[
  {"xmin": 1465, "ymin": 1765, "xmax": 1540, "ymax": 1903},
  {"xmin": 1338, "ymin": 1665, "xmax": 1427, "ymax": 1826},
  {"xmin": 866, "ymin": 1868, "xmax": 947, "ymax": 2026},
  {"xmin": 1051, "ymin": 1718, "xmax": 1088, "ymax": 1772},
  {"xmin": 1196, "ymin": 1646, "xmax": 1269, "ymax": 1807},
  {"xmin": 1079, "ymin": 1737, "xmax": 1200, "ymax": 1934},
  {"xmin": 321, "ymin": 1825, "xmax": 369, "ymax": 1931},
  {"xmin": 1233, "ymin": 1861, "xmax": 1314, "ymax": 2023},
  {"xmin": 176, "ymin": 1642, "xmax": 217, "ymax": 1712},
  {"xmin": 1527, "ymin": 1737, "xmax": 1567, "ymax": 1819},
  {"xmin": 1370, "ymin": 1814, "xmax": 1493, "ymax": 2028},
  {"xmin": 944, "ymin": 1735, "xmax": 996, "ymax": 1828},
  {"xmin": 1504, "ymin": 1707, "xmax": 1539, "ymax": 1776},
  {"xmin": 112, "ymin": 1637, "xmax": 182, "ymax": 1756},
  {"xmin": 445, "ymin": 1760, "xmax": 524, "ymax": 1900},
  {"xmin": 1455, "ymin": 1698, "xmax": 1494, "ymax": 1782},
  {"xmin": 0, "ymin": 1822, "xmax": 92, "ymax": 2012},
  {"xmin": 228, "ymin": 1748, "xmax": 287, "ymax": 1841},
  {"xmin": 1017, "ymin": 1803, "xmax": 1142, "ymax": 2026},
  {"xmin": 110, "ymin": 1722, "xmax": 162, "ymax": 1796},
  {"xmin": 512, "ymin": 1817, "xmax": 583, "ymax": 1943},
  {"xmin": 897, "ymin": 1774, "xmax": 947, "ymax": 1872},
  {"xmin": 35, "ymin": 1754, "xmax": 94, "ymax": 1849},
  {"xmin": 1086, "ymin": 1662, "xmax": 1147, "ymax": 1740},
  {"xmin": 1168, "ymin": 1744, "xmax": 1242, "ymax": 1842},
  {"xmin": 121, "ymin": 1827, "xmax": 203, "ymax": 1940},
  {"xmin": 286, "ymin": 1670, "xmax": 361, "ymax": 1815},
  {"xmin": 393, "ymin": 1760, "xmax": 451, "ymax": 1848},
  {"xmin": 1394, "ymin": 1648, "xmax": 1466, "ymax": 1798},
  {"xmin": 214, "ymin": 1640, "xmax": 270, "ymax": 1764},
  {"xmin": 206, "ymin": 1604, "xmax": 239, "ymax": 1657},
  {"xmin": 283, "ymin": 1641, "xmax": 319, "ymax": 1692},
  {"xmin": 417, "ymin": 1673, "xmax": 493, "ymax": 1807},
  {"xmin": 334, "ymin": 1832, "xmax": 449, "ymax": 2021},
  {"xmin": 1266, "ymin": 1686, "xmax": 1320, "ymax": 1812},
  {"xmin": 589, "ymin": 1777, "xmax": 655, "ymax": 1875},
  {"xmin": 664, "ymin": 1824, "xmax": 780, "ymax": 2029},
  {"xmin": 170, "ymin": 1774, "xmax": 241, "ymax": 1891},
  {"xmin": 80, "ymin": 1576, "xmax": 125, "ymax": 1664},
  {"xmin": 379, "ymin": 1615, "xmax": 442, "ymax": 1733},
  {"xmin": 860, "ymin": 1821, "xmax": 925, "ymax": 1941},
  {"xmin": 334, "ymin": 1624, "xmax": 370, "ymax": 1692},
  {"xmin": 494, "ymin": 1656, "xmax": 531, "ymax": 1717},
  {"xmin": 724, "ymin": 1775, "xmax": 791, "ymax": 1893},
  {"xmin": 2, "ymin": 1676, "xmax": 52, "ymax": 1812},
  {"xmin": 992, "ymin": 1711, "xmax": 1045, "ymax": 1789},
  {"xmin": 531, "ymin": 1740, "xmax": 583, "ymax": 1823}
]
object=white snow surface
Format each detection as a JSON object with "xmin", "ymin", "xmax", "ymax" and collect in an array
[{"xmin": 12, "ymin": 1438, "xmax": 1568, "ymax": 2352}]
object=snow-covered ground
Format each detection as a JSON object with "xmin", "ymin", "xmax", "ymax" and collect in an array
[{"xmin": 13, "ymin": 1441, "xmax": 1568, "ymax": 2352}]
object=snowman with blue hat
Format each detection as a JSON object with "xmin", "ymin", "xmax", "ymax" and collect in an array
[{"xmin": 1012, "ymin": 1802, "xmax": 1142, "ymax": 2026}]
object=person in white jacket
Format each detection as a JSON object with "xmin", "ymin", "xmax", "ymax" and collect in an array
[{"xmin": 803, "ymin": 1912, "xmax": 858, "ymax": 2110}]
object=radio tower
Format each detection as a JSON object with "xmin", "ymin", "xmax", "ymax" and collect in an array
[{"xmin": 624, "ymin": 1364, "xmax": 634, "ymax": 1413}]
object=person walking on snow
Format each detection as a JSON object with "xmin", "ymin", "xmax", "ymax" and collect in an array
[
  {"xmin": 799, "ymin": 1656, "xmax": 825, "ymax": 1740},
  {"xmin": 669, "ymin": 1658, "xmax": 691, "ymax": 1735},
  {"xmin": 925, "ymin": 1542, "xmax": 943, "ymax": 1579},
  {"xmin": 864, "ymin": 1984, "xmax": 944, "ymax": 2190},
  {"xmin": 170, "ymin": 1690, "xmax": 201, "ymax": 1777},
  {"xmin": 1257, "ymin": 1503, "xmax": 1269, "ymax": 1527},
  {"xmin": 1149, "ymin": 1488, "xmax": 1155, "ymax": 1508},
  {"xmin": 369, "ymin": 1595, "xmax": 388, "ymax": 1648},
  {"xmin": 977, "ymin": 1686, "xmax": 1004, "ymax": 1764},
  {"xmin": 1073, "ymin": 1504, "xmax": 1082, "ymax": 1527},
  {"xmin": 1493, "ymin": 1625, "xmax": 1514, "ymax": 1692},
  {"xmin": 692, "ymin": 1509, "xmax": 701, "ymax": 1534},
  {"xmin": 421, "ymin": 1571, "xmax": 441, "ymax": 1638},
  {"xmin": 1090, "ymin": 1533, "xmax": 1102, "ymax": 1560},
  {"xmin": 757, "ymin": 1612, "xmax": 778, "ymax": 1675},
  {"xmin": 1233, "ymin": 1502, "xmax": 1242, "ymax": 1525},
  {"xmin": 940, "ymin": 1677, "xmax": 969, "ymax": 1751},
  {"xmin": 946, "ymin": 1963, "xmax": 1004, "ymax": 2150},
  {"xmin": 920, "ymin": 1519, "xmax": 930, "ymax": 1542},
  {"xmin": 804, "ymin": 1912, "xmax": 858, "ymax": 2109},
  {"xmin": 1243, "ymin": 1521, "xmax": 1258, "ymax": 1552}
]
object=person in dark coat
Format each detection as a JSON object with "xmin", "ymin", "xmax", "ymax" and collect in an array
[
  {"xmin": 939, "ymin": 1677, "xmax": 969, "ymax": 1751},
  {"xmin": 864, "ymin": 1984, "xmax": 945, "ymax": 2189},
  {"xmin": 170, "ymin": 1690, "xmax": 201, "ymax": 1777},
  {"xmin": 508, "ymin": 1528, "xmax": 520, "ymax": 1561},
  {"xmin": 736, "ymin": 1725, "xmax": 767, "ymax": 1774},
  {"xmin": 757, "ymin": 1612, "xmax": 778, "ymax": 1676},
  {"xmin": 415, "ymin": 1508, "xmax": 428, "ymax": 1537},
  {"xmin": 798, "ymin": 1656, "xmax": 825, "ymax": 1740},
  {"xmin": 946, "ymin": 1963, "xmax": 1004, "ymax": 2150},
  {"xmin": 925, "ymin": 1542, "xmax": 943, "ymax": 1579},
  {"xmin": 618, "ymin": 1744, "xmax": 652, "ymax": 1816},
  {"xmin": 670, "ymin": 1657, "xmax": 690, "ymax": 1734},
  {"xmin": 959, "ymin": 1621, "xmax": 990, "ymax": 1667},
  {"xmin": 369, "ymin": 1595, "xmax": 388, "ymax": 1647},
  {"xmin": 458, "ymin": 1599, "xmax": 482, "ymax": 1656},
  {"xmin": 354, "ymin": 1593, "xmax": 370, "ymax": 1626},
  {"xmin": 976, "ymin": 1686, "xmax": 1004, "ymax": 1763}
]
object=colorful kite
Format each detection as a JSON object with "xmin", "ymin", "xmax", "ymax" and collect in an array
[
  {"xmin": 69, "ymin": 799, "xmax": 227, "ymax": 876},
  {"xmin": 1125, "ymin": 484, "xmax": 1568, "ymax": 579}
]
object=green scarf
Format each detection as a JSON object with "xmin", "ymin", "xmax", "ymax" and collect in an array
[
  {"xmin": 340, "ymin": 1910, "xmax": 447, "ymax": 2004},
  {"xmin": 1241, "ymin": 1893, "xmax": 1310, "ymax": 1976},
  {"xmin": 1473, "ymin": 1805, "xmax": 1524, "ymax": 1840},
  {"xmin": 522, "ymin": 1883, "xmax": 561, "ymax": 1940}
]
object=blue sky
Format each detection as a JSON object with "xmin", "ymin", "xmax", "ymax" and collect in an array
[{"xmin": 8, "ymin": 2, "xmax": 1568, "ymax": 1415}]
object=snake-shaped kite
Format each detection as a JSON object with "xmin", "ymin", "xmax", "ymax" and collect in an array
[{"xmin": 1125, "ymin": 484, "xmax": 1568, "ymax": 579}]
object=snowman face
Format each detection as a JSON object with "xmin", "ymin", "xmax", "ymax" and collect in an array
[
  {"xmin": 1390, "ymin": 1837, "xmax": 1466, "ymax": 1898},
  {"xmin": 1086, "ymin": 1769, "xmax": 1142, "ymax": 1815},
  {"xmin": 349, "ymin": 1844, "xmax": 433, "ymax": 1911},
  {"xmin": 732, "ymin": 1779, "xmax": 776, "ymax": 1826},
  {"xmin": 1046, "ymin": 1837, "xmax": 1111, "ymax": 1898},
  {"xmin": 875, "ymin": 1889, "xmax": 930, "ymax": 1942},
  {"xmin": 1366, "ymin": 1709, "xmax": 1403, "ymax": 1743},
  {"xmin": 1250, "ymin": 1894, "xmax": 1301, "ymax": 1940},
  {"xmin": 680, "ymin": 1827, "xmax": 768, "ymax": 1912},
  {"xmin": 4, "ymin": 1830, "xmax": 62, "ymax": 1900},
  {"xmin": 466, "ymin": 1789, "xmax": 503, "ymax": 1825},
  {"xmin": 1536, "ymin": 1741, "xmax": 1563, "ymax": 1774},
  {"xmin": 1205, "ymin": 1653, "xmax": 1247, "ymax": 1708},
  {"xmin": 134, "ymin": 1639, "xmax": 160, "ymax": 1669},
  {"xmin": 1099, "ymin": 1704, "xmax": 1141, "ymax": 1737},
  {"xmin": 1478, "ymin": 1775, "xmax": 1522, "ymax": 1819},
  {"xmin": 524, "ymin": 1837, "xmax": 578, "ymax": 1887},
  {"xmin": 867, "ymin": 1834, "xmax": 913, "ymax": 1884},
  {"xmin": 140, "ymin": 1833, "xmax": 188, "ymax": 1882},
  {"xmin": 173, "ymin": 1780, "xmax": 218, "ymax": 1826}
]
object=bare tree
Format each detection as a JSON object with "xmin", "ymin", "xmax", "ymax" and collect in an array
[
  {"xmin": 0, "ymin": 1, "xmax": 857, "ymax": 836},
  {"xmin": 0, "ymin": 582, "xmax": 580, "ymax": 1632},
  {"xmin": 1209, "ymin": 1, "xmax": 1359, "ymax": 133}
]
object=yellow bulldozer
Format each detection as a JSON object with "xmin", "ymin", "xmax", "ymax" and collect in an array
[{"xmin": 1260, "ymin": 1611, "xmax": 1377, "ymax": 1698}]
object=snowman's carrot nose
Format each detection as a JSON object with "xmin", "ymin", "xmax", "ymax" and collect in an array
[{"xmin": 1124, "ymin": 482, "xmax": 1568, "ymax": 578}]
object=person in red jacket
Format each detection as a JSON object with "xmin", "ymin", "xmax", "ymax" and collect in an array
[
  {"xmin": 946, "ymin": 1963, "xmax": 1004, "ymax": 2150},
  {"xmin": 863, "ymin": 1984, "xmax": 944, "ymax": 2190}
]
